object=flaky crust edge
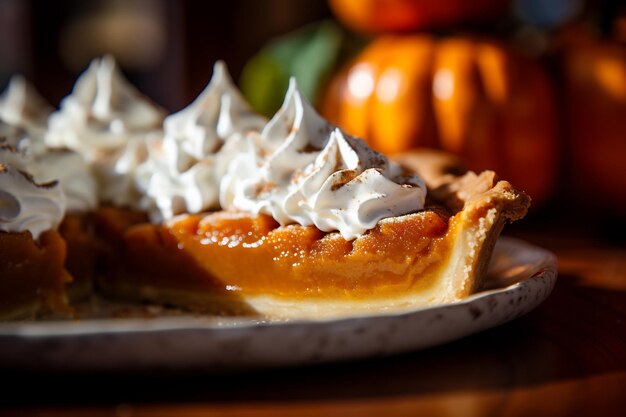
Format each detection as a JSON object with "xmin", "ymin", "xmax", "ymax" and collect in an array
[{"xmin": 394, "ymin": 149, "xmax": 531, "ymax": 297}]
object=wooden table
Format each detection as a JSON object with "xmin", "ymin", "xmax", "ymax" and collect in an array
[{"xmin": 2, "ymin": 229, "xmax": 626, "ymax": 417}]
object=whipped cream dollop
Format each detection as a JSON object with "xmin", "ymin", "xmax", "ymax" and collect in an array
[
  {"xmin": 138, "ymin": 62, "xmax": 266, "ymax": 221},
  {"xmin": 0, "ymin": 76, "xmax": 52, "ymax": 136},
  {"xmin": 1, "ymin": 79, "xmax": 97, "ymax": 214},
  {"xmin": 0, "ymin": 158, "xmax": 65, "ymax": 239},
  {"xmin": 45, "ymin": 55, "xmax": 164, "ymax": 208},
  {"xmin": 33, "ymin": 150, "xmax": 98, "ymax": 212},
  {"xmin": 0, "ymin": 77, "xmax": 53, "ymax": 156},
  {"xmin": 221, "ymin": 80, "xmax": 427, "ymax": 240},
  {"xmin": 0, "ymin": 128, "xmax": 97, "ymax": 213},
  {"xmin": 0, "ymin": 119, "xmax": 30, "ymax": 153}
]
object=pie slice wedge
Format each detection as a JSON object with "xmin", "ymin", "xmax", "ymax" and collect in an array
[{"xmin": 96, "ymin": 149, "xmax": 530, "ymax": 319}]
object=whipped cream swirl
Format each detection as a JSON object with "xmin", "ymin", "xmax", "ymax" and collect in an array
[
  {"xmin": 0, "ymin": 120, "xmax": 30, "ymax": 153},
  {"xmin": 34, "ymin": 150, "xmax": 98, "ymax": 212},
  {"xmin": 221, "ymin": 80, "xmax": 427, "ymax": 240},
  {"xmin": 0, "ymin": 158, "xmax": 65, "ymax": 240},
  {"xmin": 0, "ymin": 130, "xmax": 97, "ymax": 213},
  {"xmin": 1, "ymin": 80, "xmax": 97, "ymax": 214},
  {"xmin": 0, "ymin": 76, "xmax": 52, "ymax": 155},
  {"xmin": 139, "ymin": 62, "xmax": 266, "ymax": 221},
  {"xmin": 0, "ymin": 76, "xmax": 52, "ymax": 136},
  {"xmin": 45, "ymin": 55, "xmax": 164, "ymax": 208},
  {"xmin": 164, "ymin": 61, "xmax": 267, "ymax": 161}
]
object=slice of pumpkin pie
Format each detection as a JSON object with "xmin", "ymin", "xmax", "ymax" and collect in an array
[{"xmin": 97, "ymin": 80, "xmax": 530, "ymax": 319}]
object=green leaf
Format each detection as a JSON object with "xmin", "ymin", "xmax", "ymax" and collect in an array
[
  {"xmin": 239, "ymin": 53, "xmax": 289, "ymax": 118},
  {"xmin": 240, "ymin": 21, "xmax": 348, "ymax": 118}
]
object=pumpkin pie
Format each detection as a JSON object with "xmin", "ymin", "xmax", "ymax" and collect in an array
[
  {"xmin": 97, "ymin": 177, "xmax": 527, "ymax": 318},
  {"xmin": 0, "ymin": 77, "xmax": 99, "ymax": 318},
  {"xmin": 0, "ymin": 60, "xmax": 530, "ymax": 321},
  {"xmin": 95, "ymin": 80, "xmax": 530, "ymax": 319},
  {"xmin": 0, "ymin": 160, "xmax": 72, "ymax": 320}
]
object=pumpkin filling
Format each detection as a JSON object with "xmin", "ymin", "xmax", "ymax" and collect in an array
[
  {"xmin": 0, "ymin": 230, "xmax": 73, "ymax": 319},
  {"xmin": 58, "ymin": 214, "xmax": 102, "ymax": 300},
  {"xmin": 95, "ymin": 208, "xmax": 457, "ymax": 307}
]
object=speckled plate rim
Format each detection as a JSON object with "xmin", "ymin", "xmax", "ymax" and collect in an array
[{"xmin": 0, "ymin": 237, "xmax": 557, "ymax": 371}]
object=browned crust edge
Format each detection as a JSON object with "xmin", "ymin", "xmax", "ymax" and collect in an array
[
  {"xmin": 393, "ymin": 148, "xmax": 531, "ymax": 297},
  {"xmin": 393, "ymin": 148, "xmax": 531, "ymax": 223}
]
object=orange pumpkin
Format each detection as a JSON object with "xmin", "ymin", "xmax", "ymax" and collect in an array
[
  {"xmin": 328, "ymin": 0, "xmax": 508, "ymax": 34},
  {"xmin": 563, "ymin": 33, "xmax": 626, "ymax": 212},
  {"xmin": 321, "ymin": 35, "xmax": 558, "ymax": 205}
]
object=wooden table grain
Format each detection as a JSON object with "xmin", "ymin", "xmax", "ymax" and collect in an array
[{"xmin": 2, "ymin": 230, "xmax": 626, "ymax": 417}]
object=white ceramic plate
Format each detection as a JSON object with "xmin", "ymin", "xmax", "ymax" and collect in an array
[{"xmin": 0, "ymin": 237, "xmax": 556, "ymax": 372}]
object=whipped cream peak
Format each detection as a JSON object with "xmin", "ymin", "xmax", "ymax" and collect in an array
[
  {"xmin": 0, "ymin": 135, "xmax": 97, "ymax": 213},
  {"xmin": 0, "ymin": 75, "xmax": 52, "ymax": 135},
  {"xmin": 0, "ymin": 160, "xmax": 65, "ymax": 239},
  {"xmin": 46, "ymin": 55, "xmax": 165, "ymax": 209},
  {"xmin": 261, "ymin": 77, "xmax": 331, "ymax": 154},
  {"xmin": 139, "ymin": 61, "xmax": 267, "ymax": 221},
  {"xmin": 0, "ymin": 119, "xmax": 30, "ymax": 153},
  {"xmin": 164, "ymin": 61, "xmax": 266, "ymax": 159},
  {"xmin": 253, "ymin": 78, "xmax": 334, "ymax": 188},
  {"xmin": 74, "ymin": 55, "xmax": 164, "ymax": 133},
  {"xmin": 46, "ymin": 55, "xmax": 165, "ymax": 157},
  {"xmin": 221, "ymin": 81, "xmax": 427, "ymax": 240}
]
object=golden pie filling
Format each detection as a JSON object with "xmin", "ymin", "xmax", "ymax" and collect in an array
[
  {"xmin": 58, "ymin": 214, "xmax": 102, "ymax": 300},
  {"xmin": 177, "ymin": 210, "xmax": 456, "ymax": 299},
  {"xmin": 94, "ymin": 207, "xmax": 465, "ymax": 312},
  {"xmin": 0, "ymin": 230, "xmax": 73, "ymax": 319}
]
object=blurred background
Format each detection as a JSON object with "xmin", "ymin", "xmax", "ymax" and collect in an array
[
  {"xmin": 1, "ymin": 0, "xmax": 625, "ymax": 238},
  {"xmin": 0, "ymin": 0, "xmax": 332, "ymax": 108}
]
